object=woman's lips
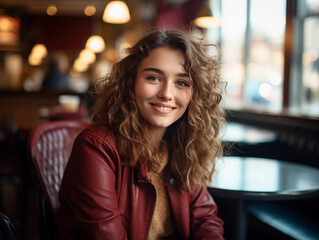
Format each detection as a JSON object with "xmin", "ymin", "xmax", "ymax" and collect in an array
[{"xmin": 150, "ymin": 103, "xmax": 175, "ymax": 113}]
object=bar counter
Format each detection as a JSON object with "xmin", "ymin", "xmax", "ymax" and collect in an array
[{"xmin": 0, "ymin": 89, "xmax": 83, "ymax": 130}]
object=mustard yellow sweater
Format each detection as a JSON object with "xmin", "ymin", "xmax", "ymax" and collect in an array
[{"xmin": 147, "ymin": 162, "xmax": 176, "ymax": 240}]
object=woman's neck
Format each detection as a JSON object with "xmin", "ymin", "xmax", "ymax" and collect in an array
[
  {"xmin": 146, "ymin": 126, "xmax": 167, "ymax": 150},
  {"xmin": 145, "ymin": 126, "xmax": 169, "ymax": 173}
]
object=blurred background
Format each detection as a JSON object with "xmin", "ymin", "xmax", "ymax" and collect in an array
[
  {"xmin": 0, "ymin": 0, "xmax": 318, "ymax": 120},
  {"xmin": 0, "ymin": 0, "xmax": 319, "ymax": 239}
]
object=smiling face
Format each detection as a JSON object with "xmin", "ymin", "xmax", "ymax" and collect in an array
[{"xmin": 134, "ymin": 47, "xmax": 192, "ymax": 133}]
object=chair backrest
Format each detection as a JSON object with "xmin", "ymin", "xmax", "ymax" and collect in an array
[
  {"xmin": 0, "ymin": 212, "xmax": 18, "ymax": 240},
  {"xmin": 30, "ymin": 120, "xmax": 90, "ymax": 214}
]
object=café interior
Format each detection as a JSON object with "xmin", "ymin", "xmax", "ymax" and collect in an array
[{"xmin": 0, "ymin": 0, "xmax": 319, "ymax": 239}]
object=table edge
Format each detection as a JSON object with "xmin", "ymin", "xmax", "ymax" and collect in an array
[{"xmin": 208, "ymin": 188, "xmax": 319, "ymax": 201}]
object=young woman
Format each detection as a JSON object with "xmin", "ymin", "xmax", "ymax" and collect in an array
[{"xmin": 55, "ymin": 29, "xmax": 225, "ymax": 240}]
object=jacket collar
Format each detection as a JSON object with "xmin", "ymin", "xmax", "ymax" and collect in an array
[{"xmin": 136, "ymin": 158, "xmax": 150, "ymax": 183}]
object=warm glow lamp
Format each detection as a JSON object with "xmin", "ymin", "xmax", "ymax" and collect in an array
[
  {"xmin": 28, "ymin": 54, "xmax": 42, "ymax": 66},
  {"xmin": 31, "ymin": 44, "xmax": 48, "ymax": 58},
  {"xmin": 79, "ymin": 48, "xmax": 96, "ymax": 64},
  {"xmin": 102, "ymin": 1, "xmax": 131, "ymax": 24},
  {"xmin": 85, "ymin": 35, "xmax": 105, "ymax": 53},
  {"xmin": 195, "ymin": 0, "xmax": 221, "ymax": 28},
  {"xmin": 73, "ymin": 58, "xmax": 89, "ymax": 72},
  {"xmin": 47, "ymin": 4, "xmax": 58, "ymax": 16},
  {"xmin": 84, "ymin": 5, "xmax": 96, "ymax": 16},
  {"xmin": 28, "ymin": 43, "xmax": 48, "ymax": 66}
]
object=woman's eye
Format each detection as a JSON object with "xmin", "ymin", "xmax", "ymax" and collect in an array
[
  {"xmin": 147, "ymin": 76, "xmax": 159, "ymax": 82},
  {"xmin": 176, "ymin": 81, "xmax": 189, "ymax": 87}
]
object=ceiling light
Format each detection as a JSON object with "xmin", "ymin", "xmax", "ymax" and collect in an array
[
  {"xmin": 195, "ymin": 17, "xmax": 221, "ymax": 28},
  {"xmin": 28, "ymin": 54, "xmax": 42, "ymax": 66},
  {"xmin": 84, "ymin": 5, "xmax": 96, "ymax": 16},
  {"xmin": 85, "ymin": 35, "xmax": 105, "ymax": 53},
  {"xmin": 79, "ymin": 48, "xmax": 96, "ymax": 64},
  {"xmin": 195, "ymin": 0, "xmax": 221, "ymax": 28},
  {"xmin": 73, "ymin": 58, "xmax": 89, "ymax": 72},
  {"xmin": 31, "ymin": 44, "xmax": 47, "ymax": 59},
  {"xmin": 47, "ymin": 4, "xmax": 57, "ymax": 16},
  {"xmin": 102, "ymin": 1, "xmax": 131, "ymax": 24}
]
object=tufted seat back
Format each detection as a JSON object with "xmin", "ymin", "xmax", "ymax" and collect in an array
[{"xmin": 30, "ymin": 120, "xmax": 90, "ymax": 214}]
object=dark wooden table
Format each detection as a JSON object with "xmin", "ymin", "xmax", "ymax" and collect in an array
[{"xmin": 208, "ymin": 156, "xmax": 319, "ymax": 240}]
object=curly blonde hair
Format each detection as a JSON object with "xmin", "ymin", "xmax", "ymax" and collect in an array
[{"xmin": 92, "ymin": 29, "xmax": 225, "ymax": 191}]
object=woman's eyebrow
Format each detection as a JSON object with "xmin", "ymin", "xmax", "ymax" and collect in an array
[
  {"xmin": 143, "ymin": 67, "xmax": 189, "ymax": 78},
  {"xmin": 176, "ymin": 73, "xmax": 190, "ymax": 78},
  {"xmin": 142, "ymin": 67, "xmax": 164, "ymax": 74}
]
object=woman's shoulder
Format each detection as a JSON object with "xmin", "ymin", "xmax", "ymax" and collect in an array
[{"xmin": 77, "ymin": 122, "xmax": 117, "ymax": 148}]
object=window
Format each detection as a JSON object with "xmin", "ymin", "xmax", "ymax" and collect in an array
[
  {"xmin": 290, "ymin": 0, "xmax": 319, "ymax": 116},
  {"xmin": 218, "ymin": 0, "xmax": 286, "ymax": 112},
  {"xmin": 244, "ymin": 0, "xmax": 286, "ymax": 111},
  {"xmin": 212, "ymin": 0, "xmax": 319, "ymax": 117},
  {"xmin": 219, "ymin": 0, "xmax": 247, "ymax": 109}
]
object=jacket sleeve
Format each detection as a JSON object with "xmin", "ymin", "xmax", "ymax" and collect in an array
[
  {"xmin": 189, "ymin": 187, "xmax": 224, "ymax": 240},
  {"xmin": 56, "ymin": 131, "xmax": 127, "ymax": 240}
]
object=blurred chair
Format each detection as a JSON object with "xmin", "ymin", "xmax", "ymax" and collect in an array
[
  {"xmin": 29, "ymin": 120, "xmax": 90, "ymax": 240},
  {"xmin": 0, "ymin": 212, "xmax": 18, "ymax": 240}
]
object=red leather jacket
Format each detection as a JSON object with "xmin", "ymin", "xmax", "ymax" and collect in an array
[{"xmin": 55, "ymin": 123, "xmax": 224, "ymax": 240}]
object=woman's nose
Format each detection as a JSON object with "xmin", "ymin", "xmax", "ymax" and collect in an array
[{"xmin": 157, "ymin": 82, "xmax": 173, "ymax": 100}]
